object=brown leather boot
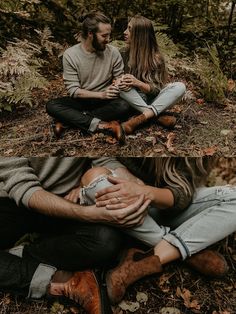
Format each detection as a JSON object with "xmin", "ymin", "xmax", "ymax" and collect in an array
[
  {"xmin": 48, "ymin": 270, "xmax": 111, "ymax": 314},
  {"xmin": 122, "ymin": 113, "xmax": 147, "ymax": 135},
  {"xmin": 53, "ymin": 122, "xmax": 66, "ymax": 139},
  {"xmin": 157, "ymin": 115, "xmax": 176, "ymax": 129},
  {"xmin": 185, "ymin": 249, "xmax": 229, "ymax": 277},
  {"xmin": 97, "ymin": 121, "xmax": 125, "ymax": 145},
  {"xmin": 106, "ymin": 248, "xmax": 162, "ymax": 305}
]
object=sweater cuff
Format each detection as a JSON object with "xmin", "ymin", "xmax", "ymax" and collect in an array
[
  {"xmin": 21, "ymin": 186, "xmax": 44, "ymax": 208},
  {"xmin": 165, "ymin": 186, "xmax": 192, "ymax": 213}
]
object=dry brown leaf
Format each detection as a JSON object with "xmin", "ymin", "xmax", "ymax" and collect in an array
[
  {"xmin": 202, "ymin": 146, "xmax": 217, "ymax": 156},
  {"xmin": 196, "ymin": 98, "xmax": 204, "ymax": 105},
  {"xmin": 227, "ymin": 79, "xmax": 235, "ymax": 92},
  {"xmin": 166, "ymin": 132, "xmax": 176, "ymax": 149},
  {"xmin": 4, "ymin": 149, "xmax": 14, "ymax": 156},
  {"xmin": 159, "ymin": 273, "xmax": 174, "ymax": 287},
  {"xmin": 105, "ymin": 136, "xmax": 117, "ymax": 144},
  {"xmin": 70, "ymin": 306, "xmax": 79, "ymax": 314},
  {"xmin": 176, "ymin": 287, "xmax": 201, "ymax": 310}
]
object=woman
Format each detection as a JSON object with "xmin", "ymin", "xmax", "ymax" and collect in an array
[
  {"xmin": 94, "ymin": 157, "xmax": 236, "ymax": 304},
  {"xmin": 116, "ymin": 16, "xmax": 186, "ymax": 134}
]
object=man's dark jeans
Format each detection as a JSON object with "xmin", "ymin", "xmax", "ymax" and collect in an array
[
  {"xmin": 0, "ymin": 198, "xmax": 123, "ymax": 295},
  {"xmin": 46, "ymin": 97, "xmax": 133, "ymax": 132}
]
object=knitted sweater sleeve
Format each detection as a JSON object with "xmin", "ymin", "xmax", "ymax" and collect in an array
[
  {"xmin": 0, "ymin": 157, "xmax": 43, "ymax": 207},
  {"xmin": 118, "ymin": 158, "xmax": 193, "ymax": 213}
]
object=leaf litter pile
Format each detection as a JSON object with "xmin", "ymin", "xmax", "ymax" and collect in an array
[
  {"xmin": 0, "ymin": 159, "xmax": 235, "ymax": 313},
  {"xmin": 1, "ymin": 77, "xmax": 236, "ymax": 157}
]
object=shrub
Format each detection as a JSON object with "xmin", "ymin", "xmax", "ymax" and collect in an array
[{"xmin": 0, "ymin": 39, "xmax": 47, "ymax": 111}]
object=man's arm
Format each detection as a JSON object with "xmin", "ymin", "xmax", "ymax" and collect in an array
[
  {"xmin": 28, "ymin": 189, "xmax": 149, "ymax": 228},
  {"xmin": 73, "ymin": 85, "xmax": 120, "ymax": 100}
]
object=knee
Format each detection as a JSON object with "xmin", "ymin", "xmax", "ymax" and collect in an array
[
  {"xmin": 118, "ymin": 100, "xmax": 131, "ymax": 112},
  {"xmin": 175, "ymin": 82, "xmax": 186, "ymax": 98},
  {"xmin": 95, "ymin": 226, "xmax": 123, "ymax": 263},
  {"xmin": 81, "ymin": 167, "xmax": 112, "ymax": 187},
  {"xmin": 46, "ymin": 99, "xmax": 57, "ymax": 115}
]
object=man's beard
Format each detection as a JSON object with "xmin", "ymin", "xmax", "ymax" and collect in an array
[{"xmin": 92, "ymin": 34, "xmax": 106, "ymax": 52}]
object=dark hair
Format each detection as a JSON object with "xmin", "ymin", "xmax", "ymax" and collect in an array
[{"xmin": 79, "ymin": 11, "xmax": 111, "ymax": 39}]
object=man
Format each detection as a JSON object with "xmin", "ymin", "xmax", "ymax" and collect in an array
[
  {"xmin": 0, "ymin": 157, "xmax": 148, "ymax": 314},
  {"xmin": 46, "ymin": 11, "xmax": 132, "ymax": 144}
]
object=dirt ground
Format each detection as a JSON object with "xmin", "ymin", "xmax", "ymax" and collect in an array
[{"xmin": 1, "ymin": 77, "xmax": 236, "ymax": 157}]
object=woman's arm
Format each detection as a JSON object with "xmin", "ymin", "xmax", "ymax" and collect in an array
[
  {"xmin": 120, "ymin": 74, "xmax": 151, "ymax": 93},
  {"xmin": 96, "ymin": 177, "xmax": 174, "ymax": 209}
]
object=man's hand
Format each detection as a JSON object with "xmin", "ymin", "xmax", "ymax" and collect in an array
[
  {"xmin": 95, "ymin": 177, "xmax": 146, "ymax": 207},
  {"xmin": 89, "ymin": 194, "xmax": 150, "ymax": 228},
  {"xmin": 64, "ymin": 186, "xmax": 81, "ymax": 203},
  {"xmin": 102, "ymin": 85, "xmax": 120, "ymax": 99}
]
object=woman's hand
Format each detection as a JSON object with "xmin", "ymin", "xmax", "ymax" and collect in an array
[
  {"xmin": 64, "ymin": 186, "xmax": 81, "ymax": 203},
  {"xmin": 121, "ymin": 74, "xmax": 141, "ymax": 88},
  {"xmin": 113, "ymin": 77, "xmax": 131, "ymax": 91},
  {"xmin": 89, "ymin": 194, "xmax": 150, "ymax": 228},
  {"xmin": 95, "ymin": 176, "xmax": 146, "ymax": 207}
]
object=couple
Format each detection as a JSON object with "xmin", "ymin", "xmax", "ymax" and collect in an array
[
  {"xmin": 46, "ymin": 11, "xmax": 186, "ymax": 144},
  {"xmin": 0, "ymin": 157, "xmax": 235, "ymax": 313}
]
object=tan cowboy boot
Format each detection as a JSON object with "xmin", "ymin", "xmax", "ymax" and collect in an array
[
  {"xmin": 122, "ymin": 113, "xmax": 147, "ymax": 134},
  {"xmin": 49, "ymin": 270, "xmax": 111, "ymax": 314},
  {"xmin": 157, "ymin": 115, "xmax": 177, "ymax": 129},
  {"xmin": 97, "ymin": 121, "xmax": 125, "ymax": 144},
  {"xmin": 185, "ymin": 249, "xmax": 229, "ymax": 277},
  {"xmin": 106, "ymin": 248, "xmax": 162, "ymax": 305}
]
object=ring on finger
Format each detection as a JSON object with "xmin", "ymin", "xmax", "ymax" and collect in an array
[{"xmin": 116, "ymin": 196, "xmax": 121, "ymax": 202}]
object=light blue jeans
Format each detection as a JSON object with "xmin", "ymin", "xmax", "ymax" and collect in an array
[
  {"xmin": 81, "ymin": 178, "xmax": 236, "ymax": 260},
  {"xmin": 120, "ymin": 82, "xmax": 186, "ymax": 116},
  {"xmin": 162, "ymin": 185, "xmax": 236, "ymax": 259}
]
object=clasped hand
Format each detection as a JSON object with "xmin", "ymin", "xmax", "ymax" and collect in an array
[
  {"xmin": 114, "ymin": 74, "xmax": 140, "ymax": 91},
  {"xmin": 103, "ymin": 84, "xmax": 120, "ymax": 99},
  {"xmin": 95, "ymin": 177, "xmax": 149, "ymax": 228}
]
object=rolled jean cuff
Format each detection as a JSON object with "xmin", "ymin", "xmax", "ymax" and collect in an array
[
  {"xmin": 150, "ymin": 105, "xmax": 158, "ymax": 116},
  {"xmin": 163, "ymin": 232, "xmax": 191, "ymax": 260},
  {"xmin": 89, "ymin": 118, "xmax": 101, "ymax": 132},
  {"xmin": 8, "ymin": 245, "xmax": 24, "ymax": 258},
  {"xmin": 27, "ymin": 263, "xmax": 57, "ymax": 299}
]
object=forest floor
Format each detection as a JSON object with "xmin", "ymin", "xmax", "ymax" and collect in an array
[
  {"xmin": 1, "ymin": 75, "xmax": 236, "ymax": 157},
  {"xmin": 0, "ymin": 159, "xmax": 236, "ymax": 314}
]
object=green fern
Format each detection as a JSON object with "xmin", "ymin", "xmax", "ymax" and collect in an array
[
  {"xmin": 156, "ymin": 32, "xmax": 180, "ymax": 60},
  {"xmin": 34, "ymin": 27, "xmax": 63, "ymax": 56},
  {"xmin": 194, "ymin": 45, "xmax": 228, "ymax": 102},
  {"xmin": 0, "ymin": 39, "xmax": 47, "ymax": 111}
]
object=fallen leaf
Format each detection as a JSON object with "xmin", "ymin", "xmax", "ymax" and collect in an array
[
  {"xmin": 70, "ymin": 306, "xmax": 79, "ymax": 314},
  {"xmin": 159, "ymin": 273, "xmax": 174, "ymax": 288},
  {"xmin": 202, "ymin": 146, "xmax": 217, "ymax": 156},
  {"xmin": 227, "ymin": 79, "xmax": 235, "ymax": 92},
  {"xmin": 136, "ymin": 291, "xmax": 148, "ymax": 303},
  {"xmin": 176, "ymin": 287, "xmax": 201, "ymax": 310},
  {"xmin": 105, "ymin": 136, "xmax": 117, "ymax": 144},
  {"xmin": 166, "ymin": 132, "xmax": 176, "ymax": 149},
  {"xmin": 4, "ymin": 149, "xmax": 14, "ymax": 156},
  {"xmin": 160, "ymin": 307, "xmax": 181, "ymax": 314},
  {"xmin": 145, "ymin": 136, "xmax": 156, "ymax": 142},
  {"xmin": 118, "ymin": 300, "xmax": 140, "ymax": 312},
  {"xmin": 196, "ymin": 98, "xmax": 204, "ymax": 105},
  {"xmin": 220, "ymin": 130, "xmax": 231, "ymax": 136}
]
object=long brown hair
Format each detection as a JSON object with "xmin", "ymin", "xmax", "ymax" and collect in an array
[
  {"xmin": 139, "ymin": 157, "xmax": 216, "ymax": 198},
  {"xmin": 127, "ymin": 15, "xmax": 167, "ymax": 88}
]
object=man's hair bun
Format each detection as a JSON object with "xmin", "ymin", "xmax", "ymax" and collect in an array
[{"xmin": 78, "ymin": 13, "xmax": 89, "ymax": 23}]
